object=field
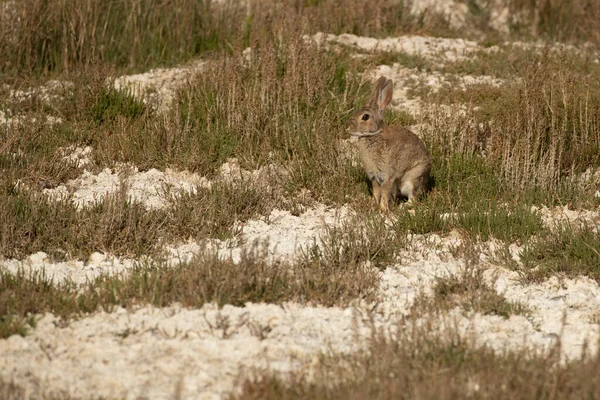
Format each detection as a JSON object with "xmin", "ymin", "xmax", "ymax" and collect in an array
[{"xmin": 2, "ymin": 0, "xmax": 600, "ymax": 398}]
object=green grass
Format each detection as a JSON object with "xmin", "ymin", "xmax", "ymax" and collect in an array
[
  {"xmin": 88, "ymin": 86, "xmax": 147, "ymax": 125},
  {"xmin": 385, "ymin": 150, "xmax": 545, "ymax": 242},
  {"xmin": 521, "ymin": 225, "xmax": 600, "ymax": 283}
]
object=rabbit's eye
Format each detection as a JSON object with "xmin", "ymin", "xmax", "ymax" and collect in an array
[{"xmin": 361, "ymin": 114, "xmax": 370, "ymax": 121}]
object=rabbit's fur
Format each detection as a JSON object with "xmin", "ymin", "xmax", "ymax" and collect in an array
[{"xmin": 346, "ymin": 76, "xmax": 431, "ymax": 211}]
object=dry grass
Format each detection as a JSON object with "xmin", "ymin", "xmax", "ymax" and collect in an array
[
  {"xmin": 507, "ymin": 0, "xmax": 600, "ymax": 45},
  {"xmin": 420, "ymin": 52, "xmax": 600, "ymax": 205},
  {"xmin": 0, "ymin": 0, "xmax": 459, "ymax": 78},
  {"xmin": 0, "ymin": 180, "xmax": 275, "ymax": 260},
  {"xmin": 490, "ymin": 53, "xmax": 600, "ymax": 192},
  {"xmin": 408, "ymin": 240, "xmax": 530, "ymax": 318},
  {"xmin": 0, "ymin": 0, "xmax": 246, "ymax": 75},
  {"xmin": 0, "ymin": 222, "xmax": 383, "ymax": 338},
  {"xmin": 3, "ymin": 0, "xmax": 598, "ymax": 80},
  {"xmin": 415, "ymin": 264, "xmax": 530, "ymax": 318},
  {"xmin": 0, "ymin": 189, "xmax": 165, "ymax": 260},
  {"xmin": 1, "ymin": 4, "xmax": 596, "ymax": 271},
  {"xmin": 232, "ymin": 320, "xmax": 600, "ymax": 400},
  {"xmin": 0, "ymin": 377, "xmax": 28, "ymax": 400}
]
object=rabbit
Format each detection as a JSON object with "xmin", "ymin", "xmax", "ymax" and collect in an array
[{"xmin": 346, "ymin": 76, "xmax": 431, "ymax": 212}]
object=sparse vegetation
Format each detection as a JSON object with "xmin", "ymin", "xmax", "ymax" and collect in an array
[
  {"xmin": 0, "ymin": 0, "xmax": 598, "ymax": 306},
  {"xmin": 0, "ymin": 234, "xmax": 381, "ymax": 338},
  {"xmin": 232, "ymin": 322, "xmax": 600, "ymax": 400},
  {"xmin": 0, "ymin": 181, "xmax": 279, "ymax": 260}
]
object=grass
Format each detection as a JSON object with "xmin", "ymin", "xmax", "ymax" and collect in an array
[
  {"xmin": 0, "ymin": 376, "xmax": 28, "ymax": 400},
  {"xmin": 0, "ymin": 0, "xmax": 462, "ymax": 78},
  {"xmin": 0, "ymin": 0, "xmax": 246, "ymax": 75},
  {"xmin": 172, "ymin": 31, "xmax": 361, "ymax": 179},
  {"xmin": 0, "ymin": 180, "xmax": 276, "ymax": 260},
  {"xmin": 3, "ymin": 21, "xmax": 597, "ymax": 306},
  {"xmin": 232, "ymin": 321, "xmax": 600, "ymax": 400},
  {"xmin": 1, "ymin": 12, "xmax": 598, "ymax": 259},
  {"xmin": 88, "ymin": 86, "xmax": 147, "ymax": 125},
  {"xmin": 520, "ymin": 224, "xmax": 600, "ymax": 283},
  {"xmin": 3, "ymin": 0, "xmax": 597, "ymax": 79},
  {"xmin": 1, "ymin": 189, "xmax": 165, "ymax": 260},
  {"xmin": 368, "ymin": 51, "xmax": 433, "ymax": 71},
  {"xmin": 420, "ymin": 264, "xmax": 530, "ymax": 318},
  {"xmin": 417, "ymin": 52, "xmax": 600, "ymax": 203},
  {"xmin": 408, "ymin": 239, "xmax": 531, "ymax": 319},
  {"xmin": 92, "ymin": 246, "xmax": 376, "ymax": 309},
  {"xmin": 0, "ymin": 223, "xmax": 382, "ymax": 338},
  {"xmin": 439, "ymin": 45, "xmax": 541, "ymax": 79},
  {"xmin": 506, "ymin": 0, "xmax": 600, "ymax": 45}
]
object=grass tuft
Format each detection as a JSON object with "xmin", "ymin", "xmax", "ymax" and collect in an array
[
  {"xmin": 426, "ymin": 265, "xmax": 530, "ymax": 318},
  {"xmin": 521, "ymin": 224, "xmax": 600, "ymax": 283},
  {"xmin": 88, "ymin": 86, "xmax": 147, "ymax": 125}
]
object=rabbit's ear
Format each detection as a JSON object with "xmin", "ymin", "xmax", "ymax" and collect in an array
[
  {"xmin": 377, "ymin": 79, "xmax": 393, "ymax": 111},
  {"xmin": 369, "ymin": 76, "xmax": 388, "ymax": 109}
]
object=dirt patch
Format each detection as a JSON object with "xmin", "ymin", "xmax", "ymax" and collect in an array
[
  {"xmin": 312, "ymin": 32, "xmax": 481, "ymax": 63},
  {"xmin": 113, "ymin": 60, "xmax": 205, "ymax": 112}
]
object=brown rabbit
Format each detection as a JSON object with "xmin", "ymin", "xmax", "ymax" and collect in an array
[{"xmin": 346, "ymin": 76, "xmax": 431, "ymax": 211}]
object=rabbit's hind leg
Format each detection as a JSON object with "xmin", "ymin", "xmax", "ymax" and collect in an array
[{"xmin": 400, "ymin": 163, "xmax": 430, "ymax": 202}]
